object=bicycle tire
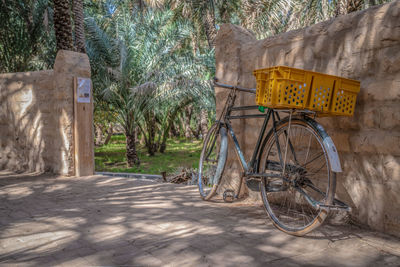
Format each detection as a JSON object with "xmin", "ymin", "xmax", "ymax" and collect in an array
[
  {"xmin": 198, "ymin": 123, "xmax": 228, "ymax": 200},
  {"xmin": 258, "ymin": 117, "xmax": 336, "ymax": 236}
]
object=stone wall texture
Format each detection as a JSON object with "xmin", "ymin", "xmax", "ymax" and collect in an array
[
  {"xmin": 215, "ymin": 1, "xmax": 400, "ymax": 237},
  {"xmin": 0, "ymin": 50, "xmax": 91, "ymax": 175}
]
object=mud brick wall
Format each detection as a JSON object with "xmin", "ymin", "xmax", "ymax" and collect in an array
[
  {"xmin": 215, "ymin": 1, "xmax": 400, "ymax": 236},
  {"xmin": 0, "ymin": 70, "xmax": 55, "ymax": 173},
  {"xmin": 0, "ymin": 51, "xmax": 91, "ymax": 175}
]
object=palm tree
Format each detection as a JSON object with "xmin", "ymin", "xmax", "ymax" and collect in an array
[
  {"xmin": 53, "ymin": 0, "xmax": 74, "ymax": 51},
  {"xmin": 86, "ymin": 7, "xmax": 212, "ymax": 165},
  {"xmin": 152, "ymin": 0, "xmax": 217, "ymax": 48},
  {"xmin": 0, "ymin": 0, "xmax": 54, "ymax": 72},
  {"xmin": 73, "ymin": 0, "xmax": 86, "ymax": 53}
]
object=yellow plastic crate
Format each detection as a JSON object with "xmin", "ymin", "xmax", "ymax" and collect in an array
[{"xmin": 253, "ymin": 66, "xmax": 360, "ymax": 116}]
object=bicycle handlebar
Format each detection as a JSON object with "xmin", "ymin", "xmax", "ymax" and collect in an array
[{"xmin": 213, "ymin": 77, "xmax": 256, "ymax": 94}]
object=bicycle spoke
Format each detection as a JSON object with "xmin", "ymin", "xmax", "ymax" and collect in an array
[
  {"xmin": 304, "ymin": 163, "xmax": 327, "ymax": 177},
  {"xmin": 302, "ymin": 179, "xmax": 327, "ymax": 198},
  {"xmin": 302, "ymin": 152, "xmax": 324, "ymax": 168},
  {"xmin": 304, "ymin": 133, "xmax": 313, "ymax": 165}
]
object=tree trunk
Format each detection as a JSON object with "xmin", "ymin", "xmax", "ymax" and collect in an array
[
  {"xmin": 220, "ymin": 5, "xmax": 231, "ymax": 24},
  {"xmin": 142, "ymin": 113, "xmax": 157, "ymax": 156},
  {"xmin": 335, "ymin": 0, "xmax": 363, "ymax": 16},
  {"xmin": 170, "ymin": 122, "xmax": 178, "ymax": 138},
  {"xmin": 177, "ymin": 115, "xmax": 185, "ymax": 137},
  {"xmin": 94, "ymin": 124, "xmax": 104, "ymax": 146},
  {"xmin": 53, "ymin": 0, "xmax": 74, "ymax": 51},
  {"xmin": 72, "ymin": 0, "xmax": 86, "ymax": 53},
  {"xmin": 135, "ymin": 126, "xmax": 140, "ymax": 143},
  {"xmin": 160, "ymin": 109, "xmax": 176, "ymax": 153},
  {"xmin": 334, "ymin": 1, "xmax": 342, "ymax": 17},
  {"xmin": 200, "ymin": 109, "xmax": 208, "ymax": 139},
  {"xmin": 104, "ymin": 124, "xmax": 113, "ymax": 145},
  {"xmin": 184, "ymin": 106, "xmax": 193, "ymax": 139},
  {"xmin": 147, "ymin": 115, "xmax": 157, "ymax": 156},
  {"xmin": 191, "ymin": 33, "xmax": 198, "ymax": 56},
  {"xmin": 202, "ymin": 6, "xmax": 217, "ymax": 48},
  {"xmin": 346, "ymin": 0, "xmax": 363, "ymax": 13},
  {"xmin": 126, "ymin": 130, "xmax": 140, "ymax": 167},
  {"xmin": 160, "ymin": 141, "xmax": 167, "ymax": 154},
  {"xmin": 193, "ymin": 124, "xmax": 201, "ymax": 140},
  {"xmin": 136, "ymin": 0, "xmax": 145, "ymax": 12},
  {"xmin": 140, "ymin": 132, "xmax": 146, "ymax": 145}
]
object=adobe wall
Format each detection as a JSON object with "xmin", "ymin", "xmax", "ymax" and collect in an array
[
  {"xmin": 0, "ymin": 70, "xmax": 55, "ymax": 173},
  {"xmin": 0, "ymin": 50, "xmax": 92, "ymax": 175},
  {"xmin": 215, "ymin": 1, "xmax": 400, "ymax": 236}
]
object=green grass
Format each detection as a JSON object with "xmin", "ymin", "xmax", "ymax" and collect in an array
[{"xmin": 95, "ymin": 135, "xmax": 202, "ymax": 175}]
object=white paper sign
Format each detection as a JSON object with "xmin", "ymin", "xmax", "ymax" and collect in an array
[{"xmin": 77, "ymin": 77, "xmax": 91, "ymax": 103}]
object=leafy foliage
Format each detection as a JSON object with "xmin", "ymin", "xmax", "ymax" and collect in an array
[
  {"xmin": 0, "ymin": 0, "xmax": 56, "ymax": 72},
  {"xmin": 86, "ymin": 4, "xmax": 214, "ymax": 164}
]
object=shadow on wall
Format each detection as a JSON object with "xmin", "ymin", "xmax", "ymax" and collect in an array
[
  {"xmin": 0, "ymin": 71, "xmax": 61, "ymax": 174},
  {"xmin": 0, "ymin": 50, "xmax": 91, "ymax": 175},
  {"xmin": 215, "ymin": 1, "xmax": 400, "ymax": 236}
]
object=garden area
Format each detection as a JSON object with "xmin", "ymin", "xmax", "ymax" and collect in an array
[{"xmin": 95, "ymin": 135, "xmax": 202, "ymax": 174}]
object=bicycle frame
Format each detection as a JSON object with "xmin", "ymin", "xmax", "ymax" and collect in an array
[
  {"xmin": 218, "ymin": 84, "xmax": 299, "ymax": 178},
  {"xmin": 224, "ymin": 105, "xmax": 272, "ymax": 174}
]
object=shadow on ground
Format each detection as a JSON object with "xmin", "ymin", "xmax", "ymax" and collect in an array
[{"xmin": 0, "ymin": 171, "xmax": 399, "ymax": 266}]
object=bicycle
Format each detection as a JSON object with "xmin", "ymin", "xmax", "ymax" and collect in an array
[{"xmin": 198, "ymin": 77, "xmax": 351, "ymax": 236}]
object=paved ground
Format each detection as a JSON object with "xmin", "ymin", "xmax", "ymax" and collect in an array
[{"xmin": 1, "ymin": 171, "xmax": 400, "ymax": 267}]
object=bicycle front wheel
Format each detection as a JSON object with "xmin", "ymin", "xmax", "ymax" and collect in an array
[
  {"xmin": 258, "ymin": 117, "xmax": 336, "ymax": 236},
  {"xmin": 198, "ymin": 123, "xmax": 228, "ymax": 200}
]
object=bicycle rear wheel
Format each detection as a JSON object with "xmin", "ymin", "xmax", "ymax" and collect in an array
[
  {"xmin": 198, "ymin": 123, "xmax": 228, "ymax": 200},
  {"xmin": 258, "ymin": 117, "xmax": 336, "ymax": 236}
]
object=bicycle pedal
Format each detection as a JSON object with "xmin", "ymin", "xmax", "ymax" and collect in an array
[{"xmin": 223, "ymin": 189, "xmax": 235, "ymax": 203}]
